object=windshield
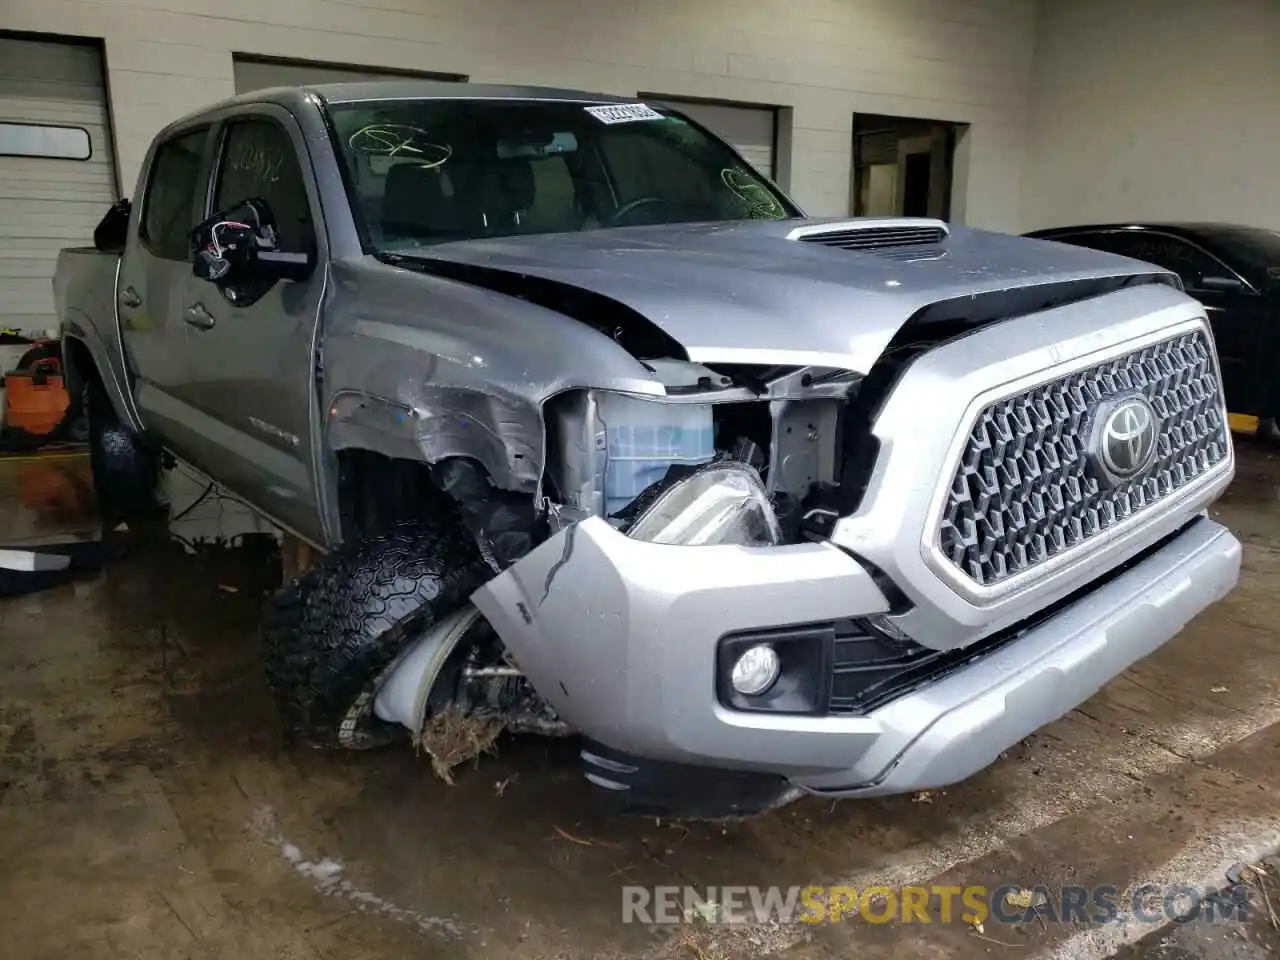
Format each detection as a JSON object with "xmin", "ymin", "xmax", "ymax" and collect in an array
[
  {"xmin": 326, "ymin": 98, "xmax": 797, "ymax": 251},
  {"xmin": 1199, "ymin": 225, "xmax": 1280, "ymax": 287}
]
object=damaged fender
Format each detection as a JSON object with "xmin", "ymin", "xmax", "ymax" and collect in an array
[{"xmin": 321, "ymin": 258, "xmax": 664, "ymax": 497}]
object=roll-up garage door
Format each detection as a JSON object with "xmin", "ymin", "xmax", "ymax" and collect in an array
[
  {"xmin": 648, "ymin": 99, "xmax": 777, "ymax": 180},
  {"xmin": 0, "ymin": 38, "xmax": 117, "ymax": 337},
  {"xmin": 234, "ymin": 57, "xmax": 463, "ymax": 93}
]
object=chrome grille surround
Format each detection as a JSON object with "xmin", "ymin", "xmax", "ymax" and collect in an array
[
  {"xmin": 829, "ymin": 287, "xmax": 1234, "ymax": 652},
  {"xmin": 935, "ymin": 329, "xmax": 1229, "ymax": 589}
]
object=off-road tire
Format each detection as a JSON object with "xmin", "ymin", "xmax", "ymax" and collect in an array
[
  {"xmin": 85, "ymin": 374, "xmax": 159, "ymax": 525},
  {"xmin": 261, "ymin": 516, "xmax": 494, "ymax": 750}
]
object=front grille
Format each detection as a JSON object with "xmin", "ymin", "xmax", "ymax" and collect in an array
[
  {"xmin": 938, "ymin": 330, "xmax": 1228, "ymax": 587},
  {"xmin": 796, "ymin": 225, "xmax": 946, "ymax": 250}
]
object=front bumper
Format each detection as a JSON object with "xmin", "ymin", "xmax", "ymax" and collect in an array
[
  {"xmin": 473, "ymin": 514, "xmax": 1240, "ymax": 811},
  {"xmin": 801, "ymin": 515, "xmax": 1239, "ymax": 797}
]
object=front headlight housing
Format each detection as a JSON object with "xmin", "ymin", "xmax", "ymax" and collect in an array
[{"xmin": 623, "ymin": 461, "xmax": 781, "ymax": 547}]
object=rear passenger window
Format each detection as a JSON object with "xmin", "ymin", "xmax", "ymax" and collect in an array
[
  {"xmin": 214, "ymin": 119, "xmax": 313, "ymax": 254},
  {"xmin": 140, "ymin": 128, "xmax": 208, "ymax": 260},
  {"xmin": 1075, "ymin": 231, "xmax": 1230, "ymax": 289},
  {"xmin": 1057, "ymin": 231, "xmax": 1129, "ymax": 257}
]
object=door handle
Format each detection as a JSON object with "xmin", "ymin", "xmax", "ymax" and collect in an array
[
  {"xmin": 183, "ymin": 303, "xmax": 216, "ymax": 330},
  {"xmin": 120, "ymin": 286, "xmax": 142, "ymax": 308}
]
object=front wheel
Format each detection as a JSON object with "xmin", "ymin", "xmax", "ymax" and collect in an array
[{"xmin": 261, "ymin": 515, "xmax": 494, "ymax": 750}]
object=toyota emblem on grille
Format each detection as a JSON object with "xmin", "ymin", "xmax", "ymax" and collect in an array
[{"xmin": 1089, "ymin": 395, "xmax": 1160, "ymax": 486}]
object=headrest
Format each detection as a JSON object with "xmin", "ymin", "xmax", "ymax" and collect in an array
[
  {"xmin": 480, "ymin": 159, "xmax": 535, "ymax": 215},
  {"xmin": 384, "ymin": 162, "xmax": 445, "ymax": 204},
  {"xmin": 502, "ymin": 160, "xmax": 535, "ymax": 211},
  {"xmin": 382, "ymin": 163, "xmax": 456, "ymax": 237}
]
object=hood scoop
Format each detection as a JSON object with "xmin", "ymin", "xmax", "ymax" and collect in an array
[{"xmin": 787, "ymin": 218, "xmax": 949, "ymax": 251}]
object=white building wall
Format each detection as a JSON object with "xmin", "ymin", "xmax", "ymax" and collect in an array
[
  {"xmin": 1024, "ymin": 0, "xmax": 1280, "ymax": 231},
  {"xmin": 5, "ymin": 0, "xmax": 1038, "ymax": 230}
]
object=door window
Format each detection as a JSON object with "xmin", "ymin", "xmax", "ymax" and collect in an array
[
  {"xmin": 1117, "ymin": 234, "xmax": 1231, "ymax": 291},
  {"xmin": 214, "ymin": 118, "xmax": 314, "ymax": 253},
  {"xmin": 1076, "ymin": 231, "xmax": 1232, "ymax": 290},
  {"xmin": 140, "ymin": 127, "xmax": 209, "ymax": 260}
]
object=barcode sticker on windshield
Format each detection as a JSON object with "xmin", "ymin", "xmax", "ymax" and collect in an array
[{"xmin": 585, "ymin": 103, "xmax": 665, "ymax": 124}]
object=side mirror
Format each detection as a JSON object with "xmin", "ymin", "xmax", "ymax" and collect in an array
[
  {"xmin": 1196, "ymin": 275, "xmax": 1245, "ymax": 292},
  {"xmin": 93, "ymin": 198, "xmax": 131, "ymax": 253},
  {"xmin": 189, "ymin": 198, "xmax": 313, "ymax": 285}
]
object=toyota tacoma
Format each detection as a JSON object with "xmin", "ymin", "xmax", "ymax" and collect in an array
[{"xmin": 54, "ymin": 82, "xmax": 1241, "ymax": 818}]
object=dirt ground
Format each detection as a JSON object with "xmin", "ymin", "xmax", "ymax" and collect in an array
[{"xmin": 1, "ymin": 441, "xmax": 1278, "ymax": 960}]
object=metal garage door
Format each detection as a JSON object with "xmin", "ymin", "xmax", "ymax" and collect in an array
[
  {"xmin": 649, "ymin": 99, "xmax": 777, "ymax": 180},
  {"xmin": 234, "ymin": 57, "xmax": 463, "ymax": 93},
  {"xmin": 0, "ymin": 38, "xmax": 117, "ymax": 337}
]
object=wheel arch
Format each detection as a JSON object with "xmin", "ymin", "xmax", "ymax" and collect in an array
[
  {"xmin": 60, "ymin": 330, "xmax": 141, "ymax": 432},
  {"xmin": 60, "ymin": 334, "xmax": 95, "ymax": 404}
]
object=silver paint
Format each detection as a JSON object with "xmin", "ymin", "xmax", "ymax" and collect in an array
[
  {"xmin": 404, "ymin": 219, "xmax": 1180, "ymax": 374},
  {"xmin": 54, "ymin": 81, "xmax": 1243, "ymax": 800},
  {"xmin": 319, "ymin": 256, "xmax": 665, "ymax": 501},
  {"xmin": 59, "ymin": 82, "xmax": 1185, "ymax": 550}
]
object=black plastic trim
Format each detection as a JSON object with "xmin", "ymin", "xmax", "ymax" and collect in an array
[
  {"xmin": 379, "ymin": 251, "xmax": 690, "ymax": 361},
  {"xmin": 580, "ymin": 740, "xmax": 801, "ymax": 820},
  {"xmin": 715, "ymin": 622, "xmax": 835, "ymax": 715},
  {"xmin": 831, "ymin": 273, "xmax": 1182, "ymax": 518},
  {"xmin": 827, "ymin": 514, "xmax": 1206, "ymax": 716}
]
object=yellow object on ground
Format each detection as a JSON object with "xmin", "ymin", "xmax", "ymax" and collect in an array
[{"xmin": 1228, "ymin": 413, "xmax": 1261, "ymax": 435}]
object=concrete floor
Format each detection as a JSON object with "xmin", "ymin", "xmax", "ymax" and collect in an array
[{"xmin": 1, "ymin": 443, "xmax": 1279, "ymax": 960}]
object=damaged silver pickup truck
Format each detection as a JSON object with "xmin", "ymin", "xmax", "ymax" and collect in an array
[{"xmin": 55, "ymin": 82, "xmax": 1241, "ymax": 818}]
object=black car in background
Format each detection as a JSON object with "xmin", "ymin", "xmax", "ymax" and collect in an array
[{"xmin": 1026, "ymin": 222, "xmax": 1280, "ymax": 423}]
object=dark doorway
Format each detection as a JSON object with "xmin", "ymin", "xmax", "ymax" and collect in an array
[{"xmin": 851, "ymin": 113, "xmax": 962, "ymax": 220}]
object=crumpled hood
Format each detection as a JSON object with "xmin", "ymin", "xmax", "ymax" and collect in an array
[{"xmin": 393, "ymin": 219, "xmax": 1177, "ymax": 372}]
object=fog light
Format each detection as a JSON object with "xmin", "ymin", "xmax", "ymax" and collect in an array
[{"xmin": 731, "ymin": 644, "xmax": 781, "ymax": 696}]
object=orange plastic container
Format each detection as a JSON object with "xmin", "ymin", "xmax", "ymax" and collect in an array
[{"xmin": 4, "ymin": 358, "xmax": 71, "ymax": 436}]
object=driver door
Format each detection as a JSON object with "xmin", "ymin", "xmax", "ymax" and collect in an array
[
  {"xmin": 117, "ymin": 124, "xmax": 213, "ymax": 465},
  {"xmin": 178, "ymin": 107, "xmax": 327, "ymax": 543}
]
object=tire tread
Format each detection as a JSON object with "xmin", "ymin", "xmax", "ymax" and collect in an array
[{"xmin": 261, "ymin": 515, "xmax": 491, "ymax": 750}]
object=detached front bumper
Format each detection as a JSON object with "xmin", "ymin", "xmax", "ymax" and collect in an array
[{"xmin": 472, "ymin": 514, "xmax": 1240, "ymax": 816}]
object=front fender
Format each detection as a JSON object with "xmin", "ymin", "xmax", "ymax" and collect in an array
[{"xmin": 321, "ymin": 258, "xmax": 664, "ymax": 493}]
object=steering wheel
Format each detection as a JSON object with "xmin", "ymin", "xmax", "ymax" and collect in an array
[{"xmin": 609, "ymin": 196, "xmax": 667, "ymax": 225}]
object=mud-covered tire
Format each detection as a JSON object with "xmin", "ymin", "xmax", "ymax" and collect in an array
[
  {"xmin": 262, "ymin": 516, "xmax": 494, "ymax": 751},
  {"xmin": 85, "ymin": 375, "xmax": 159, "ymax": 525}
]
